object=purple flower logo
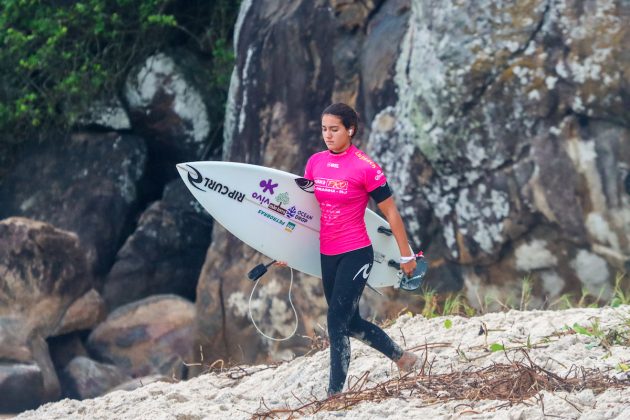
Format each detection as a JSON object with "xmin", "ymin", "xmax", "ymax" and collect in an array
[
  {"xmin": 260, "ymin": 179, "xmax": 278, "ymax": 194},
  {"xmin": 286, "ymin": 206, "xmax": 297, "ymax": 218}
]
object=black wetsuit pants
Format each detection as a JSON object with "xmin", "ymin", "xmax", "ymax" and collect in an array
[{"xmin": 321, "ymin": 245, "xmax": 404, "ymax": 395}]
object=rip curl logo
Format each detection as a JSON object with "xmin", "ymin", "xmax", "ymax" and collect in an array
[
  {"xmin": 260, "ymin": 179, "xmax": 278, "ymax": 194},
  {"xmin": 184, "ymin": 164, "xmax": 245, "ymax": 202},
  {"xmin": 353, "ymin": 263, "xmax": 372, "ymax": 281},
  {"xmin": 186, "ymin": 165, "xmax": 205, "ymax": 191}
]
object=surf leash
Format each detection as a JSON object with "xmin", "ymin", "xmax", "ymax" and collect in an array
[{"xmin": 247, "ymin": 261, "xmax": 299, "ymax": 342}]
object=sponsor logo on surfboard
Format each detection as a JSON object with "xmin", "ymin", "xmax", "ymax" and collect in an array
[
  {"xmin": 285, "ymin": 206, "xmax": 314, "ymax": 224},
  {"xmin": 295, "ymin": 178, "xmax": 315, "ymax": 194},
  {"xmin": 285, "ymin": 222, "xmax": 296, "ymax": 233},
  {"xmin": 257, "ymin": 209, "xmax": 286, "ymax": 227},
  {"xmin": 251, "ymin": 192, "xmax": 271, "ymax": 205},
  {"xmin": 268, "ymin": 192, "xmax": 290, "ymax": 216},
  {"xmin": 185, "ymin": 165, "xmax": 245, "ymax": 202},
  {"xmin": 268, "ymin": 203, "xmax": 287, "ymax": 216},
  {"xmin": 259, "ymin": 179, "xmax": 278, "ymax": 194}
]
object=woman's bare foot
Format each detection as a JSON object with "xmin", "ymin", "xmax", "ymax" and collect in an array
[{"xmin": 395, "ymin": 351, "xmax": 418, "ymax": 372}]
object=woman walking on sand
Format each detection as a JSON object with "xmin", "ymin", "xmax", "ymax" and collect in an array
[{"xmin": 296, "ymin": 103, "xmax": 419, "ymax": 396}]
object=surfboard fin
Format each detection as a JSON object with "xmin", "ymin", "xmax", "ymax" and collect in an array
[
  {"xmin": 366, "ymin": 283, "xmax": 384, "ymax": 296},
  {"xmin": 377, "ymin": 226, "xmax": 393, "ymax": 236}
]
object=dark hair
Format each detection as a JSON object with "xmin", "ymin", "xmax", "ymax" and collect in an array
[{"xmin": 322, "ymin": 103, "xmax": 359, "ymax": 137}]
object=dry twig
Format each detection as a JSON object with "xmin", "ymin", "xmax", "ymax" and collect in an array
[{"xmin": 251, "ymin": 349, "xmax": 630, "ymax": 419}]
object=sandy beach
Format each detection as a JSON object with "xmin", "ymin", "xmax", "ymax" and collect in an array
[{"xmin": 12, "ymin": 305, "xmax": 630, "ymax": 419}]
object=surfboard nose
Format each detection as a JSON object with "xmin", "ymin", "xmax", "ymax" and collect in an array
[{"xmin": 176, "ymin": 163, "xmax": 194, "ymax": 176}]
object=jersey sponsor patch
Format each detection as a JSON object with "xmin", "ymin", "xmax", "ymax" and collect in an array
[{"xmin": 315, "ymin": 178, "xmax": 348, "ymax": 191}]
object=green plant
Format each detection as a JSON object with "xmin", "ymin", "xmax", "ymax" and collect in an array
[
  {"xmin": 420, "ymin": 289, "xmax": 438, "ymax": 319},
  {"xmin": 519, "ymin": 275, "xmax": 533, "ymax": 311},
  {"xmin": 611, "ymin": 273, "xmax": 630, "ymax": 307},
  {"xmin": 567, "ymin": 318, "xmax": 630, "ymax": 353},
  {"xmin": 0, "ymin": 0, "xmax": 240, "ymax": 144}
]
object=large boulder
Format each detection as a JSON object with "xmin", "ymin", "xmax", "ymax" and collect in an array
[
  {"xmin": 0, "ymin": 364, "xmax": 44, "ymax": 413},
  {"xmin": 193, "ymin": 225, "xmax": 324, "ymax": 368},
  {"xmin": 0, "ymin": 132, "xmax": 147, "ymax": 274},
  {"xmin": 193, "ymin": 0, "xmax": 630, "ymax": 364},
  {"xmin": 124, "ymin": 52, "xmax": 213, "ymax": 178},
  {"xmin": 60, "ymin": 356, "xmax": 130, "ymax": 400},
  {"xmin": 0, "ymin": 218, "xmax": 92, "ymax": 336},
  {"xmin": 366, "ymin": 0, "xmax": 630, "ymax": 306},
  {"xmin": 195, "ymin": 0, "xmax": 437, "ymax": 366},
  {"xmin": 55, "ymin": 289, "xmax": 107, "ymax": 336},
  {"xmin": 223, "ymin": 0, "xmax": 630, "ymax": 306},
  {"xmin": 87, "ymin": 295, "xmax": 196, "ymax": 378},
  {"xmin": 102, "ymin": 179, "xmax": 212, "ymax": 310},
  {"xmin": 0, "ymin": 217, "xmax": 92, "ymax": 410}
]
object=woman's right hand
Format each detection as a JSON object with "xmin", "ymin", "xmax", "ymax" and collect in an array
[{"xmin": 400, "ymin": 259, "xmax": 417, "ymax": 277}]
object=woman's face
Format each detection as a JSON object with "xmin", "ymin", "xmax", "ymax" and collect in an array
[{"xmin": 321, "ymin": 114, "xmax": 352, "ymax": 153}]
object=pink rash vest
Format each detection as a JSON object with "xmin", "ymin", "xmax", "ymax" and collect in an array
[{"xmin": 304, "ymin": 144, "xmax": 387, "ymax": 255}]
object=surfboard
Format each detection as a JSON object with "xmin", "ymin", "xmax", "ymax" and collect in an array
[{"xmin": 176, "ymin": 161, "xmax": 412, "ymax": 288}]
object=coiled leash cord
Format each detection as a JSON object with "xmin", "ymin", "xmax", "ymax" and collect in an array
[{"xmin": 247, "ymin": 261, "xmax": 298, "ymax": 342}]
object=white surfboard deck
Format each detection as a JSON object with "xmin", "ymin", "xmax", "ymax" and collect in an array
[{"xmin": 176, "ymin": 161, "xmax": 408, "ymax": 288}]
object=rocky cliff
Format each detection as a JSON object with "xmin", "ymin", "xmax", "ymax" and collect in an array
[
  {"xmin": 196, "ymin": 0, "xmax": 629, "ymax": 365},
  {"xmin": 0, "ymin": 0, "xmax": 628, "ymax": 412}
]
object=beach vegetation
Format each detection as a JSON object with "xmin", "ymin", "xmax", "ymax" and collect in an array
[{"xmin": 0, "ymin": 0, "xmax": 240, "ymax": 144}]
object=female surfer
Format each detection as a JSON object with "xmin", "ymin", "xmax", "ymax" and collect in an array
[{"xmin": 296, "ymin": 102, "xmax": 419, "ymax": 396}]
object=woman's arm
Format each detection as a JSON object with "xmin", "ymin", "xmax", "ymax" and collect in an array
[{"xmin": 376, "ymin": 197, "xmax": 417, "ymax": 276}]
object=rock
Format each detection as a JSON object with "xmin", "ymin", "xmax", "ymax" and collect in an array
[
  {"xmin": 55, "ymin": 289, "xmax": 106, "ymax": 336},
  {"xmin": 124, "ymin": 52, "xmax": 211, "ymax": 170},
  {"xmin": 0, "ymin": 218, "xmax": 93, "ymax": 409},
  {"xmin": 360, "ymin": 0, "xmax": 411, "ymax": 124},
  {"xmin": 193, "ymin": 224, "xmax": 322, "ymax": 368},
  {"xmin": 87, "ymin": 295, "xmax": 195, "ymax": 378},
  {"xmin": 48, "ymin": 333, "xmax": 89, "ymax": 371},
  {"xmin": 222, "ymin": 0, "xmax": 336, "ymax": 169},
  {"xmin": 61, "ymin": 356, "xmax": 130, "ymax": 400},
  {"xmin": 205, "ymin": 0, "xmax": 630, "ymax": 364},
  {"xmin": 0, "ymin": 218, "xmax": 92, "ymax": 335},
  {"xmin": 0, "ymin": 133, "xmax": 147, "ymax": 274},
  {"xmin": 103, "ymin": 180, "xmax": 212, "ymax": 310},
  {"xmin": 0, "ymin": 364, "xmax": 44, "ymax": 413},
  {"xmin": 0, "ymin": 317, "xmax": 32, "ymax": 364},
  {"xmin": 0, "ymin": 317, "xmax": 61, "ymax": 410},
  {"xmin": 76, "ymin": 97, "xmax": 132, "ymax": 131},
  {"xmin": 364, "ymin": 0, "xmax": 630, "ymax": 305}
]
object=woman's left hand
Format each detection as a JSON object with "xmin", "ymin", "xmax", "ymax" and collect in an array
[{"xmin": 400, "ymin": 259, "xmax": 417, "ymax": 277}]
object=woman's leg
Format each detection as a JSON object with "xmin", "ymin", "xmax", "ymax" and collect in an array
[
  {"xmin": 322, "ymin": 246, "xmax": 406, "ymax": 395},
  {"xmin": 344, "ymin": 247, "xmax": 403, "ymax": 361}
]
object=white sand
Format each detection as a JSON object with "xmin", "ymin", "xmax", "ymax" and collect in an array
[{"xmin": 15, "ymin": 306, "xmax": 630, "ymax": 419}]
